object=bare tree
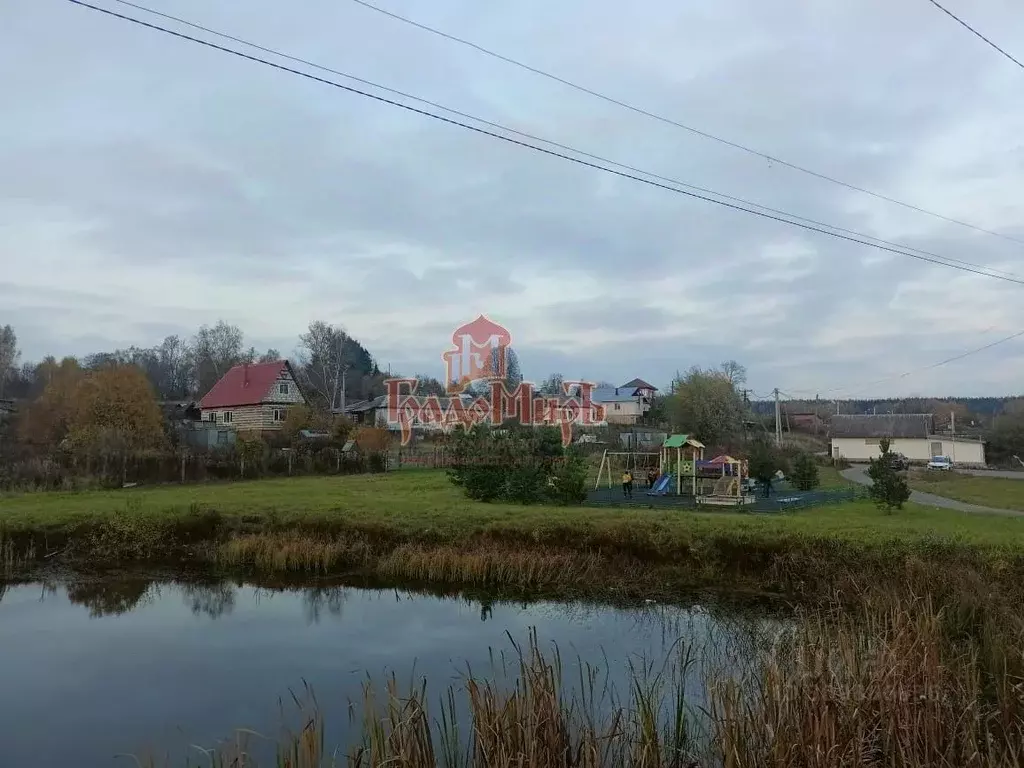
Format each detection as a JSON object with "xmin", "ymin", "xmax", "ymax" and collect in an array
[
  {"xmin": 297, "ymin": 321, "xmax": 349, "ymax": 410},
  {"xmin": 0, "ymin": 325, "xmax": 20, "ymax": 398},
  {"xmin": 720, "ymin": 360, "xmax": 748, "ymax": 388},
  {"xmin": 191, "ymin": 321, "xmax": 244, "ymax": 396}
]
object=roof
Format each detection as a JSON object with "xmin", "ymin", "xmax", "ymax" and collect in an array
[
  {"xmin": 199, "ymin": 360, "xmax": 295, "ymax": 409},
  {"xmin": 620, "ymin": 378, "xmax": 657, "ymax": 391},
  {"xmin": 591, "ymin": 387, "xmax": 643, "ymax": 403},
  {"xmin": 830, "ymin": 413, "xmax": 933, "ymax": 439},
  {"xmin": 663, "ymin": 434, "xmax": 705, "ymax": 449}
]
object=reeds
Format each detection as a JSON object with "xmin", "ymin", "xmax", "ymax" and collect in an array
[
  {"xmin": 216, "ymin": 536, "xmax": 614, "ymax": 591},
  {"xmin": 171, "ymin": 594, "xmax": 1024, "ymax": 768}
]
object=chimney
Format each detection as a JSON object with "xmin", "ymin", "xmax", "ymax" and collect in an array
[
  {"xmin": 615, "ymin": 387, "xmax": 619, "ymax": 395},
  {"xmin": 243, "ymin": 363, "xmax": 249, "ymax": 387}
]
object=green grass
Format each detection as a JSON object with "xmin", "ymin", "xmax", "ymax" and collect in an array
[
  {"xmin": 3, "ymin": 469, "xmax": 1024, "ymax": 550},
  {"xmin": 908, "ymin": 470, "xmax": 1024, "ymax": 511}
]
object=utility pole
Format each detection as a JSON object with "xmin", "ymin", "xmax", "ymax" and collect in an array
[
  {"xmin": 950, "ymin": 409, "xmax": 956, "ymax": 465},
  {"xmin": 774, "ymin": 388, "xmax": 782, "ymax": 447}
]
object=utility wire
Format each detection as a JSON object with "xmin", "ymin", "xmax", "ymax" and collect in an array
[
  {"xmin": 790, "ymin": 327, "xmax": 1024, "ymax": 398},
  {"xmin": 350, "ymin": 0, "xmax": 1024, "ymax": 248},
  {"xmin": 102, "ymin": 1, "xmax": 1022, "ymax": 280},
  {"xmin": 926, "ymin": 0, "xmax": 1024, "ymax": 70},
  {"xmin": 63, "ymin": 0, "xmax": 1024, "ymax": 287}
]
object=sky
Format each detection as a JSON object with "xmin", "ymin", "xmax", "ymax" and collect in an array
[{"xmin": 2, "ymin": 0, "xmax": 1023, "ymax": 399}]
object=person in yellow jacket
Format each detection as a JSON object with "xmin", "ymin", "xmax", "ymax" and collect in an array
[{"xmin": 621, "ymin": 470, "xmax": 634, "ymax": 499}]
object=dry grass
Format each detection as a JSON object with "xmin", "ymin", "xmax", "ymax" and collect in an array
[
  {"xmin": 167, "ymin": 592, "xmax": 1024, "ymax": 768},
  {"xmin": 216, "ymin": 535, "xmax": 615, "ymax": 592}
]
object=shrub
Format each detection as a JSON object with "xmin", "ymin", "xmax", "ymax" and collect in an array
[{"xmin": 546, "ymin": 452, "xmax": 588, "ymax": 505}]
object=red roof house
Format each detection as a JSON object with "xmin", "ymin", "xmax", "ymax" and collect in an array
[{"xmin": 199, "ymin": 360, "xmax": 306, "ymax": 431}]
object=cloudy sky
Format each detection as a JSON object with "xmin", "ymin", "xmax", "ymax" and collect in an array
[{"xmin": 3, "ymin": 0, "xmax": 1023, "ymax": 398}]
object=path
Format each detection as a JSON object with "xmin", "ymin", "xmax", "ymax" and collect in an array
[{"xmin": 840, "ymin": 466, "xmax": 1024, "ymax": 517}]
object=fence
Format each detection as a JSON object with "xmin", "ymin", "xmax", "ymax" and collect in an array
[
  {"xmin": 755, "ymin": 486, "xmax": 868, "ymax": 513},
  {"xmin": 0, "ymin": 445, "xmax": 389, "ymax": 492}
]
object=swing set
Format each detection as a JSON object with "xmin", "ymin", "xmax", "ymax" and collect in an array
[{"xmin": 594, "ymin": 451, "xmax": 661, "ymax": 489}]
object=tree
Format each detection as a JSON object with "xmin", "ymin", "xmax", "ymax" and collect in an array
[
  {"xmin": 0, "ymin": 325, "xmax": 19, "ymax": 398},
  {"xmin": 790, "ymin": 451, "xmax": 820, "ymax": 491},
  {"xmin": 866, "ymin": 438, "xmax": 911, "ymax": 513},
  {"xmin": 18, "ymin": 357, "xmax": 84, "ymax": 450},
  {"xmin": 720, "ymin": 360, "xmax": 747, "ymax": 388},
  {"xmin": 539, "ymin": 372, "xmax": 565, "ymax": 395},
  {"xmin": 297, "ymin": 321, "xmax": 377, "ymax": 409},
  {"xmin": 666, "ymin": 366, "xmax": 744, "ymax": 447},
  {"xmin": 68, "ymin": 365, "xmax": 166, "ymax": 463},
  {"xmin": 281, "ymin": 403, "xmax": 334, "ymax": 440},
  {"xmin": 192, "ymin": 321, "xmax": 244, "ymax": 397},
  {"xmin": 747, "ymin": 438, "xmax": 784, "ymax": 495},
  {"xmin": 413, "ymin": 375, "xmax": 447, "ymax": 397},
  {"xmin": 259, "ymin": 348, "xmax": 281, "ymax": 363}
]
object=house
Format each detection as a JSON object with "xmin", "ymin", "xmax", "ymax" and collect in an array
[
  {"xmin": 589, "ymin": 379, "xmax": 658, "ymax": 425},
  {"xmin": 829, "ymin": 413, "xmax": 986, "ymax": 466},
  {"xmin": 788, "ymin": 412, "xmax": 824, "ymax": 433},
  {"xmin": 199, "ymin": 360, "xmax": 306, "ymax": 432}
]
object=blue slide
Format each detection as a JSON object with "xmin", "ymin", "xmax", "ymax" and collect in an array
[{"xmin": 647, "ymin": 473, "xmax": 674, "ymax": 496}]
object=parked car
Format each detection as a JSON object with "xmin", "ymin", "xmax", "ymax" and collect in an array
[
  {"xmin": 887, "ymin": 453, "xmax": 909, "ymax": 471},
  {"xmin": 927, "ymin": 455, "xmax": 953, "ymax": 471}
]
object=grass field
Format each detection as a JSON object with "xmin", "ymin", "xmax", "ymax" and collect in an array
[
  {"xmin": 908, "ymin": 470, "xmax": 1024, "ymax": 511},
  {"xmin": 3, "ymin": 469, "xmax": 1023, "ymax": 549}
]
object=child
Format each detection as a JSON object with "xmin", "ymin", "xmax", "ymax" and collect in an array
[
  {"xmin": 621, "ymin": 470, "xmax": 634, "ymax": 499},
  {"xmin": 647, "ymin": 468, "xmax": 659, "ymax": 488}
]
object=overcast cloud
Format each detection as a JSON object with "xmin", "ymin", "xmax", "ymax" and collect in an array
[{"xmin": 2, "ymin": 0, "xmax": 1023, "ymax": 398}]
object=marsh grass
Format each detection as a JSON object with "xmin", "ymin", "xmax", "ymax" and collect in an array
[{"xmin": 157, "ymin": 593, "xmax": 1024, "ymax": 768}]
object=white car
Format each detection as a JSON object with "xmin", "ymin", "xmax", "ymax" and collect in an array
[{"xmin": 927, "ymin": 456, "xmax": 953, "ymax": 471}]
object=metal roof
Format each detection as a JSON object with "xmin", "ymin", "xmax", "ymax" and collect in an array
[{"xmin": 830, "ymin": 414, "xmax": 933, "ymax": 439}]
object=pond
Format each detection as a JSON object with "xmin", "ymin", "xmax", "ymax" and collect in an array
[{"xmin": 0, "ymin": 578, "xmax": 781, "ymax": 767}]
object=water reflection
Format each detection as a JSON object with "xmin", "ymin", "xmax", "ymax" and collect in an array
[
  {"xmin": 65, "ymin": 578, "xmax": 154, "ymax": 617},
  {"xmin": 181, "ymin": 581, "xmax": 236, "ymax": 619},
  {"xmin": 0, "ymin": 578, "xmax": 786, "ymax": 768}
]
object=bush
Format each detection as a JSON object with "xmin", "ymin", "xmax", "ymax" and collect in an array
[
  {"xmin": 546, "ymin": 452, "xmax": 588, "ymax": 505},
  {"xmin": 447, "ymin": 424, "xmax": 579, "ymax": 505},
  {"xmin": 790, "ymin": 451, "xmax": 820, "ymax": 491}
]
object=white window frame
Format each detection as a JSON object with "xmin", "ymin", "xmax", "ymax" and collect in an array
[
  {"xmin": 279, "ymin": 382, "xmax": 290, "ymax": 396},
  {"xmin": 223, "ymin": 411, "xmax": 233, "ymax": 424},
  {"xmin": 208, "ymin": 411, "xmax": 217, "ymax": 422},
  {"xmin": 614, "ymin": 403, "xmax": 621, "ymax": 411},
  {"xmin": 273, "ymin": 408, "xmax": 286, "ymax": 422}
]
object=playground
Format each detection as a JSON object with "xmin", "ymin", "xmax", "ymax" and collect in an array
[{"xmin": 589, "ymin": 434, "xmax": 865, "ymax": 512}]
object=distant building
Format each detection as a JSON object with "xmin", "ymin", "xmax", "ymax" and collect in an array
[
  {"xmin": 199, "ymin": 360, "xmax": 306, "ymax": 432},
  {"xmin": 788, "ymin": 412, "xmax": 824, "ymax": 433},
  {"xmin": 829, "ymin": 414, "xmax": 986, "ymax": 466},
  {"xmin": 589, "ymin": 379, "xmax": 658, "ymax": 425}
]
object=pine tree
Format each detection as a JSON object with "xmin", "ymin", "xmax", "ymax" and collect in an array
[
  {"xmin": 866, "ymin": 438, "xmax": 911, "ymax": 513},
  {"xmin": 790, "ymin": 451, "xmax": 820, "ymax": 491}
]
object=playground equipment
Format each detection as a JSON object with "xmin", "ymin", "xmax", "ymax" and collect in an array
[
  {"xmin": 657, "ymin": 434, "xmax": 705, "ymax": 496},
  {"xmin": 594, "ymin": 450, "xmax": 661, "ymax": 489},
  {"xmin": 695, "ymin": 455, "xmax": 750, "ymax": 506}
]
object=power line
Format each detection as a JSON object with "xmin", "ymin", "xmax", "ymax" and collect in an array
[
  {"xmin": 62, "ymin": 0, "xmax": 1024, "ymax": 287},
  {"xmin": 98, "ymin": 2, "xmax": 1019, "ymax": 281},
  {"xmin": 926, "ymin": 0, "xmax": 1024, "ymax": 70},
  {"xmin": 350, "ymin": 0, "xmax": 1024, "ymax": 248},
  {"xmin": 792, "ymin": 327, "xmax": 1024, "ymax": 398}
]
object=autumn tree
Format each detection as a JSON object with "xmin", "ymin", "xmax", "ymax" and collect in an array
[
  {"xmin": 68, "ymin": 365, "xmax": 166, "ymax": 470},
  {"xmin": 666, "ymin": 366, "xmax": 744, "ymax": 447},
  {"xmin": 18, "ymin": 357, "xmax": 85, "ymax": 451}
]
